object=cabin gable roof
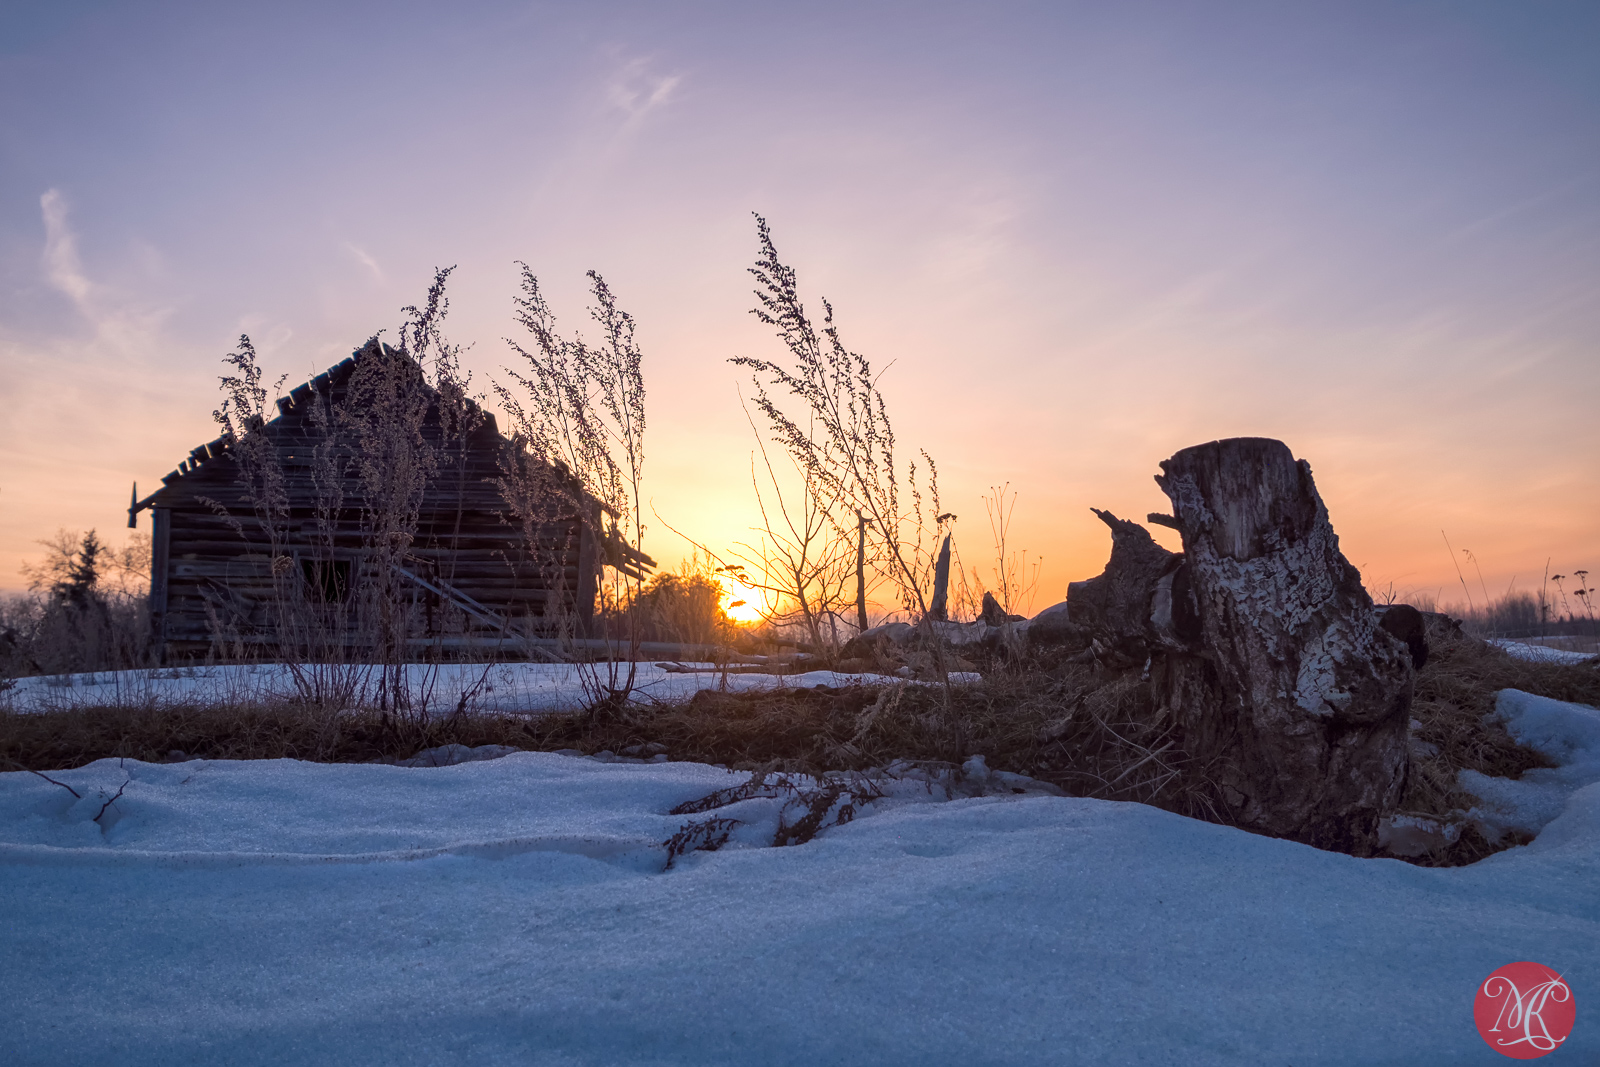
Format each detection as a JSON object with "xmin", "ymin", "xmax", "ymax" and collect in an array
[{"xmin": 131, "ymin": 342, "xmax": 512, "ymax": 518}]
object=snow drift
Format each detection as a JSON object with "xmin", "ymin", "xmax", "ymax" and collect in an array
[{"xmin": 1, "ymin": 689, "xmax": 1596, "ymax": 1065}]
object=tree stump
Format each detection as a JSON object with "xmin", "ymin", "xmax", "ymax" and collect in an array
[
  {"xmin": 1151, "ymin": 438, "xmax": 1413, "ymax": 853},
  {"xmin": 1062, "ymin": 508, "xmax": 1184, "ymax": 668}
]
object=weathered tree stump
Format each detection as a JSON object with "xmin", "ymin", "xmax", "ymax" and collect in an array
[
  {"xmin": 1058, "ymin": 438, "xmax": 1414, "ymax": 854},
  {"xmin": 1152, "ymin": 438, "xmax": 1413, "ymax": 853}
]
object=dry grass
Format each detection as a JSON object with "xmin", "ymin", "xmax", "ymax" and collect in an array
[
  {"xmin": 1, "ymin": 663, "xmax": 1214, "ymax": 816},
  {"xmin": 517, "ymin": 663, "xmax": 1214, "ymax": 813},
  {"xmin": 1397, "ymin": 618, "xmax": 1600, "ymax": 865},
  {"xmin": 0, "ymin": 702, "xmax": 541, "ymax": 771},
  {"xmin": 4, "ymin": 617, "xmax": 1594, "ymax": 868},
  {"xmin": 0, "ymin": 666, "xmax": 1211, "ymax": 821}
]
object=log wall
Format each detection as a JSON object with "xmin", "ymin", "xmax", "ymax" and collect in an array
[{"xmin": 141, "ymin": 351, "xmax": 600, "ymax": 658}]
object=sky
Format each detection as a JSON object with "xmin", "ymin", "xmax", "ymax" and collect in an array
[{"xmin": 1, "ymin": 0, "xmax": 1596, "ymax": 612}]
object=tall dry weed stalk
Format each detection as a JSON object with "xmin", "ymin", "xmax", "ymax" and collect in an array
[
  {"xmin": 340, "ymin": 269, "xmax": 484, "ymax": 712},
  {"xmin": 208, "ymin": 335, "xmax": 344, "ymax": 694},
  {"xmin": 730, "ymin": 215, "xmax": 952, "ymax": 627},
  {"xmin": 1551, "ymin": 571, "xmax": 1597, "ymax": 630},
  {"xmin": 284, "ymin": 347, "xmax": 364, "ymax": 706},
  {"xmin": 497, "ymin": 264, "xmax": 648, "ymax": 712}
]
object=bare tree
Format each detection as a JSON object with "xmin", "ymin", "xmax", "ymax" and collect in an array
[
  {"xmin": 6, "ymin": 529, "xmax": 154, "ymax": 677},
  {"xmin": 969, "ymin": 483, "xmax": 1042, "ymax": 618}
]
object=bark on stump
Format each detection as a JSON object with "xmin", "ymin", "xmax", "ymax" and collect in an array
[
  {"xmin": 1154, "ymin": 437, "xmax": 1412, "ymax": 853},
  {"xmin": 1063, "ymin": 437, "xmax": 1413, "ymax": 854}
]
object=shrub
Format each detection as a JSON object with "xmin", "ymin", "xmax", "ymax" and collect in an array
[{"xmin": 618, "ymin": 570, "xmax": 735, "ymax": 647}]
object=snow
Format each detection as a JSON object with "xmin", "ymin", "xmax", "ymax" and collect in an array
[
  {"xmin": 1492, "ymin": 638, "xmax": 1597, "ymax": 664},
  {"xmin": 4, "ymin": 692, "xmax": 1600, "ymax": 1063},
  {"xmin": 1460, "ymin": 688, "xmax": 1600, "ymax": 842},
  {"xmin": 1, "ymin": 662, "xmax": 980, "ymax": 716}
]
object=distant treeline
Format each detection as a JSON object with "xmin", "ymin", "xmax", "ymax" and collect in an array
[
  {"xmin": 1410, "ymin": 585, "xmax": 1597, "ymax": 639},
  {"xmin": 1, "ymin": 529, "xmax": 155, "ymax": 679}
]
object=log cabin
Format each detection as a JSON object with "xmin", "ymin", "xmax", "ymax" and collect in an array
[{"xmin": 128, "ymin": 340, "xmax": 649, "ymax": 660}]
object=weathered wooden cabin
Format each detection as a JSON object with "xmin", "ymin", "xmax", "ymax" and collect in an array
[{"xmin": 129, "ymin": 341, "xmax": 647, "ymax": 659}]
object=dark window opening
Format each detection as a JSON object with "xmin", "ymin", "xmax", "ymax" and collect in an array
[{"xmin": 301, "ymin": 558, "xmax": 351, "ymax": 603}]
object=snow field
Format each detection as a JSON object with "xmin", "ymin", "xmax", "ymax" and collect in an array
[
  {"xmin": 1460, "ymin": 688, "xmax": 1600, "ymax": 842},
  {"xmin": 0, "ymin": 661, "xmax": 976, "ymax": 716},
  {"xmin": 0, "ymin": 690, "xmax": 1597, "ymax": 1064}
]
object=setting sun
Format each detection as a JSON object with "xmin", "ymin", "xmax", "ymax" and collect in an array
[{"xmin": 716, "ymin": 572, "xmax": 766, "ymax": 625}]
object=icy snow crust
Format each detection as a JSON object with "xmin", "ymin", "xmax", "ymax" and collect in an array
[
  {"xmin": 1, "ymin": 691, "xmax": 1597, "ymax": 1063},
  {"xmin": 0, "ymin": 661, "xmax": 977, "ymax": 715}
]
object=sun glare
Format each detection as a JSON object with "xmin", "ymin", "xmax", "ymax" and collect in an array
[{"xmin": 717, "ymin": 573, "xmax": 765, "ymax": 624}]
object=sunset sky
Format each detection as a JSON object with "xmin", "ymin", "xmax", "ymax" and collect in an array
[{"xmin": 1, "ymin": 1, "xmax": 1596, "ymax": 613}]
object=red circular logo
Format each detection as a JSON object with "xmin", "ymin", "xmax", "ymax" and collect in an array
[{"xmin": 1474, "ymin": 961, "xmax": 1576, "ymax": 1059}]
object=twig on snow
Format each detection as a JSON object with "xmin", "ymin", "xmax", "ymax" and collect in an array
[
  {"xmin": 94, "ymin": 777, "xmax": 130, "ymax": 823},
  {"xmin": 3, "ymin": 757, "xmax": 82, "ymax": 799}
]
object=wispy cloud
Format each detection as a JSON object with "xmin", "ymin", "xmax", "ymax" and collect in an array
[
  {"xmin": 344, "ymin": 241, "xmax": 384, "ymax": 282},
  {"xmin": 41, "ymin": 188, "xmax": 92, "ymax": 309},
  {"xmin": 604, "ymin": 53, "xmax": 681, "ymax": 131},
  {"xmin": 0, "ymin": 191, "xmax": 188, "ymax": 588},
  {"xmin": 35, "ymin": 187, "xmax": 169, "ymax": 358}
]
